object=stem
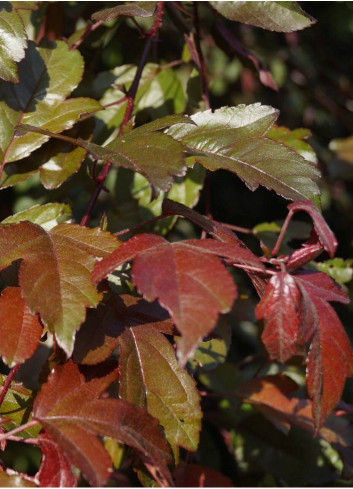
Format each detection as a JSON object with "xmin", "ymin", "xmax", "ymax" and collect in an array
[
  {"xmin": 114, "ymin": 214, "xmax": 168, "ymax": 236},
  {"xmin": 271, "ymin": 209, "xmax": 294, "ymax": 257},
  {"xmin": 80, "ymin": 2, "xmax": 165, "ymax": 226},
  {"xmin": 0, "ymin": 364, "xmax": 20, "ymax": 408},
  {"xmin": 0, "ymin": 420, "xmax": 39, "ymax": 442},
  {"xmin": 193, "ymin": 3, "xmax": 210, "ymax": 109},
  {"xmin": 70, "ymin": 19, "xmax": 104, "ymax": 51}
]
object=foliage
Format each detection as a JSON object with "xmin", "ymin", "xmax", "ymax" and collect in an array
[{"xmin": 0, "ymin": 1, "xmax": 352, "ymax": 487}]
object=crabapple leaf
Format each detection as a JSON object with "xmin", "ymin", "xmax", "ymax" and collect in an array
[
  {"xmin": 92, "ymin": 2, "xmax": 157, "ymax": 22},
  {"xmin": 166, "ymin": 105, "xmax": 320, "ymax": 202},
  {"xmin": 0, "ymin": 287, "xmax": 43, "ymax": 367},
  {"xmin": 93, "ymin": 234, "xmax": 251, "ymax": 364},
  {"xmin": 255, "ymin": 272, "xmax": 301, "ymax": 363},
  {"xmin": 119, "ymin": 325, "xmax": 202, "ymax": 452},
  {"xmin": 210, "ymin": 1, "xmax": 315, "ymax": 32},
  {"xmin": 175, "ymin": 464, "xmax": 233, "ymax": 487},
  {"xmin": 294, "ymin": 272, "xmax": 353, "ymax": 431},
  {"xmin": 2, "ymin": 203, "xmax": 71, "ymax": 230},
  {"xmin": 0, "ymin": 221, "xmax": 119, "ymax": 356},
  {"xmin": 36, "ymin": 433, "xmax": 77, "ymax": 488},
  {"xmin": 33, "ymin": 361, "xmax": 173, "ymax": 487}
]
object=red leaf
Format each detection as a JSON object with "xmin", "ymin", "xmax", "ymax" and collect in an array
[
  {"xmin": 255, "ymin": 272, "xmax": 301, "ymax": 362},
  {"xmin": 0, "ymin": 287, "xmax": 42, "ymax": 367},
  {"xmin": 175, "ymin": 463, "xmax": 233, "ymax": 487},
  {"xmin": 287, "ymin": 201, "xmax": 337, "ymax": 257},
  {"xmin": 94, "ymin": 234, "xmax": 242, "ymax": 364},
  {"xmin": 33, "ymin": 361, "xmax": 172, "ymax": 487},
  {"xmin": 294, "ymin": 272, "xmax": 353, "ymax": 431},
  {"xmin": 36, "ymin": 433, "xmax": 77, "ymax": 487}
]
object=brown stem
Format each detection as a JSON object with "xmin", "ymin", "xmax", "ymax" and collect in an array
[
  {"xmin": 0, "ymin": 420, "xmax": 40, "ymax": 442},
  {"xmin": 70, "ymin": 19, "xmax": 105, "ymax": 51},
  {"xmin": 80, "ymin": 2, "xmax": 165, "ymax": 227},
  {"xmin": 193, "ymin": 3, "xmax": 210, "ymax": 109},
  {"xmin": 0, "ymin": 364, "xmax": 20, "ymax": 408}
]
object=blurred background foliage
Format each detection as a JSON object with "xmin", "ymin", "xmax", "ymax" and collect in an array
[{"xmin": 2, "ymin": 1, "xmax": 353, "ymax": 486}]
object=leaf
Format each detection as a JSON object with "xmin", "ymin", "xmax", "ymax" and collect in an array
[
  {"xmin": 36, "ymin": 433, "xmax": 77, "ymax": 487},
  {"xmin": 316, "ymin": 258, "xmax": 353, "ymax": 285},
  {"xmin": 0, "ymin": 2, "xmax": 36, "ymax": 83},
  {"xmin": 0, "ymin": 40, "xmax": 100, "ymax": 168},
  {"xmin": 92, "ymin": 234, "xmax": 259, "ymax": 364},
  {"xmin": 175, "ymin": 464, "xmax": 233, "ymax": 487},
  {"xmin": 73, "ymin": 294, "xmax": 176, "ymax": 365},
  {"xmin": 2, "ymin": 203, "xmax": 71, "ymax": 231},
  {"xmin": 0, "ymin": 221, "xmax": 119, "ymax": 356},
  {"xmin": 92, "ymin": 2, "xmax": 157, "ymax": 22},
  {"xmin": 267, "ymin": 126, "xmax": 317, "ymax": 164},
  {"xmin": 33, "ymin": 361, "xmax": 173, "ymax": 487},
  {"xmin": 166, "ymin": 105, "xmax": 320, "ymax": 202},
  {"xmin": 192, "ymin": 317, "xmax": 231, "ymax": 371},
  {"xmin": 0, "ymin": 287, "xmax": 42, "ymax": 367},
  {"xmin": 80, "ymin": 114, "xmax": 192, "ymax": 192},
  {"xmin": 0, "ymin": 471, "xmax": 36, "ymax": 487},
  {"xmin": 329, "ymin": 134, "xmax": 353, "ymax": 164},
  {"xmin": 294, "ymin": 272, "xmax": 353, "ymax": 430},
  {"xmin": 211, "ymin": 1, "xmax": 316, "ymax": 32},
  {"xmin": 287, "ymin": 201, "xmax": 337, "ymax": 257},
  {"xmin": 119, "ymin": 325, "xmax": 202, "ymax": 452},
  {"xmin": 255, "ymin": 272, "xmax": 301, "ymax": 363}
]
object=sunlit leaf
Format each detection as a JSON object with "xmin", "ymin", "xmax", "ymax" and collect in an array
[
  {"xmin": 316, "ymin": 258, "xmax": 353, "ymax": 285},
  {"xmin": 2, "ymin": 203, "xmax": 71, "ymax": 231},
  {"xmin": 0, "ymin": 221, "xmax": 119, "ymax": 356},
  {"xmin": 119, "ymin": 325, "xmax": 202, "ymax": 452},
  {"xmin": 0, "ymin": 472, "xmax": 36, "ymax": 487},
  {"xmin": 211, "ymin": 1, "xmax": 315, "ymax": 32},
  {"xmin": 166, "ymin": 105, "xmax": 320, "ymax": 202},
  {"xmin": 329, "ymin": 134, "xmax": 353, "ymax": 164},
  {"xmin": 33, "ymin": 361, "xmax": 173, "ymax": 487}
]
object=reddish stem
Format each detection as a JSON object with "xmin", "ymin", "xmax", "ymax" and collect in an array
[
  {"xmin": 0, "ymin": 364, "xmax": 20, "ymax": 408},
  {"xmin": 0, "ymin": 420, "xmax": 39, "ymax": 442},
  {"xmin": 114, "ymin": 214, "xmax": 168, "ymax": 236},
  {"xmin": 271, "ymin": 209, "xmax": 295, "ymax": 257}
]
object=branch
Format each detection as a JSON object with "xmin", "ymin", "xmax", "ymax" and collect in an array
[{"xmin": 0, "ymin": 364, "xmax": 20, "ymax": 408}]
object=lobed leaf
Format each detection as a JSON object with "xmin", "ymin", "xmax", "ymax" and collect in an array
[
  {"xmin": 93, "ymin": 234, "xmax": 253, "ymax": 364},
  {"xmin": 119, "ymin": 325, "xmax": 202, "ymax": 452},
  {"xmin": 166, "ymin": 105, "xmax": 320, "ymax": 202},
  {"xmin": 0, "ymin": 221, "xmax": 119, "ymax": 356},
  {"xmin": 0, "ymin": 287, "xmax": 42, "ymax": 367},
  {"xmin": 255, "ymin": 272, "xmax": 301, "ymax": 363},
  {"xmin": 33, "ymin": 361, "xmax": 173, "ymax": 487},
  {"xmin": 36, "ymin": 433, "xmax": 77, "ymax": 488},
  {"xmin": 211, "ymin": 1, "xmax": 316, "ymax": 32}
]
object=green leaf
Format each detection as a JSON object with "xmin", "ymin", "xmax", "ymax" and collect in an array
[
  {"xmin": 2, "ymin": 202, "xmax": 71, "ymax": 230},
  {"xmin": 92, "ymin": 2, "xmax": 157, "ymax": 22},
  {"xmin": 329, "ymin": 134, "xmax": 353, "ymax": 164},
  {"xmin": 166, "ymin": 104, "xmax": 320, "ymax": 202},
  {"xmin": 267, "ymin": 125, "xmax": 317, "ymax": 164},
  {"xmin": 0, "ymin": 221, "xmax": 120, "ymax": 356},
  {"xmin": 192, "ymin": 317, "xmax": 231, "ymax": 371},
  {"xmin": 0, "ymin": 2, "xmax": 36, "ymax": 82},
  {"xmin": 211, "ymin": 1, "xmax": 316, "ymax": 32},
  {"xmin": 315, "ymin": 258, "xmax": 353, "ymax": 286},
  {"xmin": 0, "ymin": 40, "xmax": 100, "ymax": 169},
  {"xmin": 80, "ymin": 114, "xmax": 192, "ymax": 192},
  {"xmin": 119, "ymin": 325, "xmax": 202, "ymax": 452}
]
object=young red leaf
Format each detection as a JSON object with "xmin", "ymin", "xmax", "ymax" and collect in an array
[
  {"xmin": 33, "ymin": 361, "xmax": 172, "ymax": 487},
  {"xmin": 255, "ymin": 272, "xmax": 301, "ymax": 363},
  {"xmin": 93, "ymin": 234, "xmax": 242, "ymax": 364},
  {"xmin": 73, "ymin": 294, "xmax": 176, "ymax": 365},
  {"xmin": 287, "ymin": 201, "xmax": 337, "ymax": 257},
  {"xmin": 294, "ymin": 272, "xmax": 353, "ymax": 431},
  {"xmin": 119, "ymin": 325, "xmax": 201, "ymax": 452},
  {"xmin": 0, "ymin": 287, "xmax": 42, "ymax": 367},
  {"xmin": 0, "ymin": 222, "xmax": 119, "ymax": 356},
  {"xmin": 36, "ymin": 433, "xmax": 77, "ymax": 487}
]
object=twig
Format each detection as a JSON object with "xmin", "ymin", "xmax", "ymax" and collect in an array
[
  {"xmin": 70, "ymin": 19, "xmax": 105, "ymax": 51},
  {"xmin": 193, "ymin": 3, "xmax": 210, "ymax": 109},
  {"xmin": 114, "ymin": 214, "xmax": 168, "ymax": 236},
  {"xmin": 0, "ymin": 420, "xmax": 39, "ymax": 442},
  {"xmin": 0, "ymin": 365, "xmax": 20, "ymax": 408}
]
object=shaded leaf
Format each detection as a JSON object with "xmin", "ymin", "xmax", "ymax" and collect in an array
[
  {"xmin": 33, "ymin": 361, "xmax": 173, "ymax": 487},
  {"xmin": 294, "ymin": 272, "xmax": 353, "ymax": 430},
  {"xmin": 0, "ymin": 287, "xmax": 42, "ymax": 367},
  {"xmin": 166, "ymin": 105, "xmax": 320, "ymax": 202},
  {"xmin": 255, "ymin": 272, "xmax": 301, "ymax": 363},
  {"xmin": 80, "ymin": 114, "xmax": 192, "ymax": 192},
  {"xmin": 92, "ymin": 2, "xmax": 157, "ymax": 22},
  {"xmin": 73, "ymin": 294, "xmax": 176, "ymax": 365},
  {"xmin": 0, "ymin": 41, "xmax": 100, "ymax": 168},
  {"xmin": 93, "ymin": 234, "xmax": 257, "ymax": 364},
  {"xmin": 119, "ymin": 325, "xmax": 202, "ymax": 452},
  {"xmin": 39, "ymin": 145, "xmax": 86, "ymax": 190},
  {"xmin": 211, "ymin": 1, "xmax": 315, "ymax": 32},
  {"xmin": 2, "ymin": 203, "xmax": 71, "ymax": 231},
  {"xmin": 329, "ymin": 134, "xmax": 353, "ymax": 164},
  {"xmin": 36, "ymin": 432, "xmax": 77, "ymax": 487},
  {"xmin": 0, "ymin": 221, "xmax": 119, "ymax": 356},
  {"xmin": 192, "ymin": 317, "xmax": 231, "ymax": 370},
  {"xmin": 175, "ymin": 463, "xmax": 233, "ymax": 487}
]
